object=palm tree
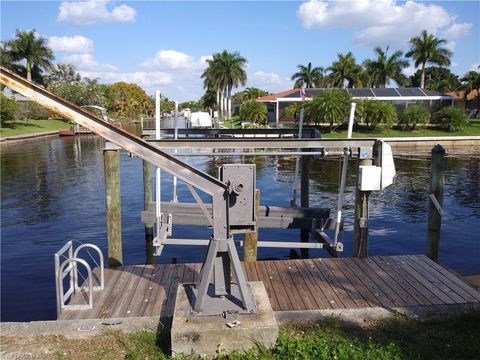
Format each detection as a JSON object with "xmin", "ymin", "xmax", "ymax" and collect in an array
[
  {"xmin": 458, "ymin": 68, "xmax": 480, "ymax": 112},
  {"xmin": 201, "ymin": 50, "xmax": 247, "ymax": 119},
  {"xmin": 46, "ymin": 63, "xmax": 81, "ymax": 85},
  {"xmin": 406, "ymin": 30, "xmax": 453, "ymax": 88},
  {"xmin": 291, "ymin": 62, "xmax": 324, "ymax": 88},
  {"xmin": 244, "ymin": 87, "xmax": 269, "ymax": 101},
  {"xmin": 325, "ymin": 52, "xmax": 362, "ymax": 88},
  {"xmin": 363, "ymin": 47, "xmax": 409, "ymax": 87},
  {"xmin": 6, "ymin": 29, "xmax": 54, "ymax": 82},
  {"xmin": 201, "ymin": 53, "xmax": 225, "ymax": 117}
]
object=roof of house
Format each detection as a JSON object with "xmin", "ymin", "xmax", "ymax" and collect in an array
[
  {"xmin": 256, "ymin": 89, "xmax": 298, "ymax": 102},
  {"xmin": 257, "ymin": 87, "xmax": 451, "ymax": 102}
]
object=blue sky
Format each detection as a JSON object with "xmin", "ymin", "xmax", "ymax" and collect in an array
[{"xmin": 1, "ymin": 0, "xmax": 479, "ymax": 101}]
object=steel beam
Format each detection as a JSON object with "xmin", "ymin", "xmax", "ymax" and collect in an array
[
  {"xmin": 147, "ymin": 138, "xmax": 377, "ymax": 149},
  {"xmin": 0, "ymin": 67, "xmax": 226, "ymax": 197}
]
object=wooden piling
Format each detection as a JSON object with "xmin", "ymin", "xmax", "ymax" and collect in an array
[
  {"xmin": 426, "ymin": 144, "xmax": 445, "ymax": 261},
  {"xmin": 142, "ymin": 134, "xmax": 154, "ymax": 264},
  {"xmin": 143, "ymin": 157, "xmax": 154, "ymax": 264},
  {"xmin": 353, "ymin": 158, "xmax": 372, "ymax": 258},
  {"xmin": 300, "ymin": 154, "xmax": 311, "ymax": 258},
  {"xmin": 243, "ymin": 189, "xmax": 260, "ymax": 262},
  {"xmin": 103, "ymin": 142, "xmax": 123, "ymax": 267}
]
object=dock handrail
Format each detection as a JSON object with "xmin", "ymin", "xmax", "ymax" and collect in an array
[{"xmin": 54, "ymin": 241, "xmax": 104, "ymax": 317}]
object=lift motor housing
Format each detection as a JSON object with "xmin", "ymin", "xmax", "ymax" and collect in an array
[{"xmin": 219, "ymin": 164, "xmax": 256, "ymax": 234}]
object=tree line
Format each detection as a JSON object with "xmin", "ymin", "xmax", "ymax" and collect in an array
[{"xmin": 0, "ymin": 29, "xmax": 177, "ymax": 121}]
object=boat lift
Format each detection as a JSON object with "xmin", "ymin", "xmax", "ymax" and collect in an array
[{"xmin": 1, "ymin": 66, "xmax": 396, "ymax": 316}]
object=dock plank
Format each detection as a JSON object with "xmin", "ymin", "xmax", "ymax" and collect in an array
[
  {"xmin": 97, "ymin": 266, "xmax": 136, "ymax": 319},
  {"xmin": 386, "ymin": 256, "xmax": 448, "ymax": 305},
  {"xmin": 272, "ymin": 260, "xmax": 306, "ymax": 310},
  {"xmin": 351, "ymin": 258, "xmax": 407, "ymax": 307},
  {"xmin": 59, "ymin": 256, "xmax": 480, "ymax": 320},
  {"xmin": 342, "ymin": 258, "xmax": 395, "ymax": 308},
  {"xmin": 112, "ymin": 265, "xmax": 145, "ymax": 318},
  {"xmin": 372, "ymin": 257, "xmax": 431, "ymax": 306},
  {"xmin": 254, "ymin": 261, "xmax": 280, "ymax": 310},
  {"xmin": 125, "ymin": 265, "xmax": 155, "ymax": 317},
  {"xmin": 328, "ymin": 258, "xmax": 372, "ymax": 308},
  {"xmin": 262, "ymin": 260, "xmax": 292, "ymax": 311},
  {"xmin": 145, "ymin": 263, "xmax": 174, "ymax": 317},
  {"xmin": 364, "ymin": 258, "xmax": 421, "ymax": 306},
  {"xmin": 408, "ymin": 256, "xmax": 480, "ymax": 303},
  {"xmin": 313, "ymin": 259, "xmax": 356, "ymax": 308},
  {"xmin": 284, "ymin": 260, "xmax": 318, "ymax": 310},
  {"xmin": 302, "ymin": 259, "xmax": 344, "ymax": 308},
  {"xmin": 292, "ymin": 260, "xmax": 332, "ymax": 309},
  {"xmin": 331, "ymin": 258, "xmax": 375, "ymax": 307}
]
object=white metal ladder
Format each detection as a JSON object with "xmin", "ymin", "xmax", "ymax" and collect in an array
[{"xmin": 54, "ymin": 241, "xmax": 104, "ymax": 317}]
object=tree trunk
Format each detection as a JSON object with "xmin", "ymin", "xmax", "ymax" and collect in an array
[
  {"xmin": 26, "ymin": 61, "xmax": 32, "ymax": 82},
  {"xmin": 420, "ymin": 62, "xmax": 426, "ymax": 88},
  {"xmin": 219, "ymin": 88, "xmax": 224, "ymax": 118},
  {"xmin": 216, "ymin": 88, "xmax": 220, "ymax": 117},
  {"xmin": 224, "ymin": 87, "xmax": 228, "ymax": 119},
  {"xmin": 227, "ymin": 84, "xmax": 232, "ymax": 120}
]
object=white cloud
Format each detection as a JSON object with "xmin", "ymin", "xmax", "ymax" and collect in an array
[
  {"xmin": 58, "ymin": 0, "xmax": 136, "ymax": 24},
  {"xmin": 61, "ymin": 53, "xmax": 117, "ymax": 72},
  {"xmin": 247, "ymin": 71, "xmax": 292, "ymax": 92},
  {"xmin": 470, "ymin": 64, "xmax": 480, "ymax": 71},
  {"xmin": 297, "ymin": 0, "xmax": 466, "ymax": 47},
  {"xmin": 142, "ymin": 50, "xmax": 209, "ymax": 71},
  {"xmin": 48, "ymin": 35, "xmax": 93, "ymax": 54},
  {"xmin": 79, "ymin": 70, "xmax": 172, "ymax": 88},
  {"xmin": 402, "ymin": 64, "xmax": 417, "ymax": 77},
  {"xmin": 445, "ymin": 22, "xmax": 472, "ymax": 39}
]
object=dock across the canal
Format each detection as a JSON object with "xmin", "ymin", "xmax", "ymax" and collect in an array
[{"xmin": 58, "ymin": 255, "xmax": 480, "ymax": 321}]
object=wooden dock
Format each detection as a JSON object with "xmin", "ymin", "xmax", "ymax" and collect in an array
[{"xmin": 58, "ymin": 255, "xmax": 480, "ymax": 320}]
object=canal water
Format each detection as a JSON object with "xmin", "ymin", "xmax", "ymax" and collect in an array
[{"xmin": 1, "ymin": 130, "xmax": 479, "ymax": 321}]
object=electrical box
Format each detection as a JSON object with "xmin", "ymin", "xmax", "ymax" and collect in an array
[
  {"xmin": 358, "ymin": 165, "xmax": 381, "ymax": 191},
  {"xmin": 219, "ymin": 164, "xmax": 256, "ymax": 234},
  {"xmin": 374, "ymin": 140, "xmax": 396, "ymax": 189}
]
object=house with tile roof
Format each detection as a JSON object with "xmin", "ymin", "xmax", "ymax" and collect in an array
[{"xmin": 257, "ymin": 88, "xmax": 454, "ymax": 126}]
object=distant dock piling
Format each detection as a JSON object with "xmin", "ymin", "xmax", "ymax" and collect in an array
[
  {"xmin": 300, "ymin": 153, "xmax": 311, "ymax": 258},
  {"xmin": 353, "ymin": 158, "xmax": 371, "ymax": 258},
  {"xmin": 103, "ymin": 142, "xmax": 123, "ymax": 266},
  {"xmin": 427, "ymin": 144, "xmax": 445, "ymax": 261}
]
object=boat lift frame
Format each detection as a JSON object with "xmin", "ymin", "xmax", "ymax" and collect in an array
[{"xmin": 0, "ymin": 66, "xmax": 255, "ymax": 315}]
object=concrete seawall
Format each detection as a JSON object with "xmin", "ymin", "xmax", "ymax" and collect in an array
[{"xmin": 380, "ymin": 136, "xmax": 480, "ymax": 154}]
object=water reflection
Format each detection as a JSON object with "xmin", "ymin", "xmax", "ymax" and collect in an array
[{"xmin": 1, "ymin": 136, "xmax": 479, "ymax": 321}]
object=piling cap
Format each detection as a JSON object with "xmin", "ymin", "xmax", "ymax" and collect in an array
[{"xmin": 432, "ymin": 144, "xmax": 445, "ymax": 154}]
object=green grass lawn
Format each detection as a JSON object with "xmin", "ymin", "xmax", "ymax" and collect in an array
[
  {"xmin": 313, "ymin": 119, "xmax": 480, "ymax": 138},
  {"xmin": 37, "ymin": 309, "xmax": 479, "ymax": 359},
  {"xmin": 0, "ymin": 119, "xmax": 71, "ymax": 138}
]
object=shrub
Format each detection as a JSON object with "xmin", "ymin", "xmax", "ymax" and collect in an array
[
  {"xmin": 398, "ymin": 105, "xmax": 430, "ymax": 130},
  {"xmin": 432, "ymin": 107, "xmax": 469, "ymax": 132},
  {"xmin": 14, "ymin": 101, "xmax": 50, "ymax": 120},
  {"xmin": 364, "ymin": 100, "xmax": 397, "ymax": 130},
  {"xmin": 0, "ymin": 93, "xmax": 17, "ymax": 123},
  {"xmin": 283, "ymin": 103, "xmax": 301, "ymax": 122},
  {"xmin": 305, "ymin": 90, "xmax": 351, "ymax": 129},
  {"xmin": 239, "ymin": 100, "xmax": 267, "ymax": 125}
]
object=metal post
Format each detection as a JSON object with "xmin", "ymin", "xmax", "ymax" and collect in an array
[
  {"xmin": 426, "ymin": 144, "xmax": 445, "ymax": 261},
  {"xmin": 300, "ymin": 153, "xmax": 310, "ymax": 258},
  {"xmin": 243, "ymin": 189, "xmax": 260, "ymax": 262},
  {"xmin": 142, "ymin": 135, "xmax": 154, "ymax": 264},
  {"xmin": 103, "ymin": 142, "xmax": 123, "ymax": 266},
  {"xmin": 353, "ymin": 158, "xmax": 371, "ymax": 258},
  {"xmin": 290, "ymin": 106, "xmax": 304, "ymax": 207},
  {"xmin": 155, "ymin": 91, "xmax": 162, "ymax": 239},
  {"xmin": 172, "ymin": 101, "xmax": 179, "ymax": 202}
]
